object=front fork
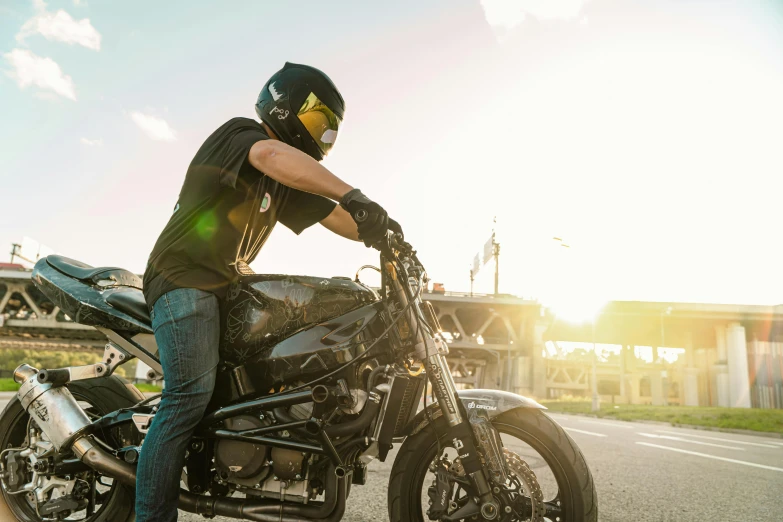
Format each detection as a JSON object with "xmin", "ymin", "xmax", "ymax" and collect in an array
[
  {"xmin": 386, "ymin": 262, "xmax": 500, "ymax": 519},
  {"xmin": 425, "ymin": 349, "xmax": 501, "ymax": 520}
]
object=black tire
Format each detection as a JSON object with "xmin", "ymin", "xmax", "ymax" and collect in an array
[
  {"xmin": 0, "ymin": 376, "xmax": 143, "ymax": 522},
  {"xmin": 389, "ymin": 408, "xmax": 597, "ymax": 522}
]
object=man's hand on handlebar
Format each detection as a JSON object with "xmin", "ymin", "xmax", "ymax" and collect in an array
[
  {"xmin": 388, "ymin": 218, "xmax": 404, "ymax": 239},
  {"xmin": 340, "ymin": 188, "xmax": 403, "ymax": 248}
]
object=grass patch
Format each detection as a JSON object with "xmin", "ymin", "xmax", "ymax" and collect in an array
[
  {"xmin": 0, "ymin": 378, "xmax": 160, "ymax": 394},
  {"xmin": 0, "ymin": 378, "xmax": 19, "ymax": 392},
  {"xmin": 541, "ymin": 400, "xmax": 783, "ymax": 434},
  {"xmin": 134, "ymin": 383, "xmax": 162, "ymax": 393}
]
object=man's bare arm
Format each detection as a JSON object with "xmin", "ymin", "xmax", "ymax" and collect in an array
[
  {"xmin": 248, "ymin": 140, "xmax": 352, "ymax": 201},
  {"xmin": 320, "ymin": 206, "xmax": 360, "ymax": 241}
]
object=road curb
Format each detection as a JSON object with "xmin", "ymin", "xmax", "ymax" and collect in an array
[{"xmin": 550, "ymin": 411, "xmax": 783, "ymax": 439}]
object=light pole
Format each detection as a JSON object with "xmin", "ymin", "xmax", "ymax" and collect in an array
[{"xmin": 591, "ymin": 319, "xmax": 600, "ymax": 412}]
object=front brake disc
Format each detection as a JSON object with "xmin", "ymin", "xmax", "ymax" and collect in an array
[{"xmin": 503, "ymin": 448, "xmax": 545, "ymax": 522}]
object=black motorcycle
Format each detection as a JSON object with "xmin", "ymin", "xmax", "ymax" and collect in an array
[{"xmin": 0, "ymin": 234, "xmax": 597, "ymax": 521}]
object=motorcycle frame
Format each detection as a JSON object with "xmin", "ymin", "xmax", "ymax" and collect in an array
[{"xmin": 15, "ymin": 236, "xmax": 507, "ymax": 518}]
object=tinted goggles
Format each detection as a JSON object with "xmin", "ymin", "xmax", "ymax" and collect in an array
[{"xmin": 297, "ymin": 92, "xmax": 341, "ymax": 155}]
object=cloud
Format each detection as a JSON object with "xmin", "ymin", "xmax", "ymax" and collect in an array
[
  {"xmin": 3, "ymin": 48, "xmax": 76, "ymax": 100},
  {"xmin": 480, "ymin": 0, "xmax": 591, "ymax": 37},
  {"xmin": 129, "ymin": 111, "xmax": 177, "ymax": 142},
  {"xmin": 17, "ymin": 0, "xmax": 101, "ymax": 50},
  {"xmin": 80, "ymin": 137, "xmax": 102, "ymax": 146}
]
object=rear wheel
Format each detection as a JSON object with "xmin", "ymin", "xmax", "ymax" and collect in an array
[
  {"xmin": 0, "ymin": 376, "xmax": 142, "ymax": 522},
  {"xmin": 389, "ymin": 409, "xmax": 597, "ymax": 522}
]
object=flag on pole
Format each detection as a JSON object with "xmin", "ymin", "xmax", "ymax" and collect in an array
[
  {"xmin": 472, "ymin": 253, "xmax": 480, "ymax": 275},
  {"xmin": 483, "ymin": 234, "xmax": 494, "ymax": 264}
]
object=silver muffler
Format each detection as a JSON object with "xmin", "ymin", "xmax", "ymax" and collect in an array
[{"xmin": 13, "ymin": 364, "xmax": 92, "ymax": 450}]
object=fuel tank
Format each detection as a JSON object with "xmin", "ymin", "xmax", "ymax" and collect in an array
[{"xmin": 219, "ymin": 274, "xmax": 384, "ymax": 384}]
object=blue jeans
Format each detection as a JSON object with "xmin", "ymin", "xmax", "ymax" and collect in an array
[{"xmin": 135, "ymin": 288, "xmax": 220, "ymax": 522}]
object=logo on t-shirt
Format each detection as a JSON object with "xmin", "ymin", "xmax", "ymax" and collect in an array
[{"xmin": 259, "ymin": 193, "xmax": 271, "ymax": 213}]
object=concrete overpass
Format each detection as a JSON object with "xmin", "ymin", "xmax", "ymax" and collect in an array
[
  {"xmin": 0, "ymin": 266, "xmax": 104, "ymax": 351},
  {"xmin": 421, "ymin": 294, "xmax": 783, "ymax": 410},
  {"xmin": 3, "ymin": 268, "xmax": 782, "ymax": 409}
]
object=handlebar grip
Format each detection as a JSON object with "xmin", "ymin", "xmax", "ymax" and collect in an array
[
  {"xmin": 354, "ymin": 209, "xmax": 368, "ymax": 223},
  {"xmin": 38, "ymin": 369, "xmax": 71, "ymax": 386}
]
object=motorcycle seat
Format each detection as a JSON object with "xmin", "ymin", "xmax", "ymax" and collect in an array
[
  {"xmin": 47, "ymin": 255, "xmax": 143, "ymax": 289},
  {"xmin": 105, "ymin": 290, "xmax": 151, "ymax": 325}
]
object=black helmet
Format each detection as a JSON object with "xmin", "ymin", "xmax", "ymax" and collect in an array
[{"xmin": 255, "ymin": 62, "xmax": 345, "ymax": 161}]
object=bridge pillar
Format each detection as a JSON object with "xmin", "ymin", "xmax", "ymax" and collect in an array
[
  {"xmin": 650, "ymin": 370, "xmax": 665, "ymax": 406},
  {"xmin": 629, "ymin": 375, "xmax": 642, "ymax": 404},
  {"xmin": 713, "ymin": 364, "xmax": 730, "ymax": 407},
  {"xmin": 513, "ymin": 355, "xmax": 532, "ymax": 396},
  {"xmin": 726, "ymin": 323, "xmax": 752, "ymax": 408},
  {"xmin": 684, "ymin": 368, "xmax": 700, "ymax": 406},
  {"xmin": 619, "ymin": 345, "xmax": 628, "ymax": 403},
  {"xmin": 484, "ymin": 359, "xmax": 502, "ymax": 390},
  {"xmin": 683, "ymin": 332, "xmax": 699, "ymax": 406},
  {"xmin": 532, "ymin": 321, "xmax": 548, "ymax": 399},
  {"xmin": 713, "ymin": 325, "xmax": 730, "ymax": 407}
]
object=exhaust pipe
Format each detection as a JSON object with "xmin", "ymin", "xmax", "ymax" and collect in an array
[
  {"xmin": 13, "ymin": 364, "xmax": 91, "ymax": 450},
  {"xmin": 72, "ymin": 438, "xmax": 347, "ymax": 521},
  {"xmin": 14, "ymin": 364, "xmax": 348, "ymax": 521}
]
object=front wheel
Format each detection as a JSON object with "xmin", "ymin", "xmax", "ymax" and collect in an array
[{"xmin": 388, "ymin": 409, "xmax": 597, "ymax": 522}]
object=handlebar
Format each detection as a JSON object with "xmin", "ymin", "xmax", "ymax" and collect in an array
[{"xmin": 374, "ymin": 230, "xmax": 413, "ymax": 257}]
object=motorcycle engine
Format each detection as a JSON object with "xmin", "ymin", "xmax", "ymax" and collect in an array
[
  {"xmin": 213, "ymin": 414, "xmax": 313, "ymax": 503},
  {"xmin": 214, "ymin": 415, "xmax": 272, "ymax": 487}
]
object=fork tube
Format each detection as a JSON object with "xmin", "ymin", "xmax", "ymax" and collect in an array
[{"xmin": 426, "ymin": 353, "xmax": 463, "ymax": 427}]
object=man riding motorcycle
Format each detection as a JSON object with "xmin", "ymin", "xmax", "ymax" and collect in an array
[{"xmin": 137, "ymin": 62, "xmax": 400, "ymax": 522}]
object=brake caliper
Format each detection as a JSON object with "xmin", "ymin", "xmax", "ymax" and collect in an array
[
  {"xmin": 426, "ymin": 459, "xmax": 451, "ymax": 520},
  {"xmin": 2, "ymin": 450, "xmax": 25, "ymax": 492}
]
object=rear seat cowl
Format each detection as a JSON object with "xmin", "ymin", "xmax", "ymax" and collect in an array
[
  {"xmin": 106, "ymin": 290, "xmax": 151, "ymax": 325},
  {"xmin": 46, "ymin": 255, "xmax": 143, "ymax": 289}
]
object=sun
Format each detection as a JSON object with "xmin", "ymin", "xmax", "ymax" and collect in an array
[{"xmin": 545, "ymin": 293, "xmax": 606, "ymax": 324}]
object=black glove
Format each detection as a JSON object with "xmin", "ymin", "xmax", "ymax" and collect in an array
[
  {"xmin": 340, "ymin": 188, "xmax": 390, "ymax": 247},
  {"xmin": 388, "ymin": 218, "xmax": 404, "ymax": 239}
]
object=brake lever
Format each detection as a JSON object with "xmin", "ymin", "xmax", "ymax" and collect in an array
[{"xmin": 372, "ymin": 231, "xmax": 396, "ymax": 256}]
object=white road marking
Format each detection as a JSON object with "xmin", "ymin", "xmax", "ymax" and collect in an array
[
  {"xmin": 656, "ymin": 430, "xmax": 780, "ymax": 449},
  {"xmin": 639, "ymin": 433, "xmax": 744, "ymax": 451},
  {"xmin": 564, "ymin": 427, "xmax": 608, "ymax": 437},
  {"xmin": 578, "ymin": 418, "xmax": 634, "ymax": 429},
  {"xmin": 636, "ymin": 442, "xmax": 783, "ymax": 473}
]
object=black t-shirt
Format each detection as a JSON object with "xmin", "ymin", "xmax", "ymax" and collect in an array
[{"xmin": 143, "ymin": 117, "xmax": 336, "ymax": 307}]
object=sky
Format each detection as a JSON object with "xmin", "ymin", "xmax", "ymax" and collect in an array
[{"xmin": 2, "ymin": 0, "xmax": 783, "ymax": 314}]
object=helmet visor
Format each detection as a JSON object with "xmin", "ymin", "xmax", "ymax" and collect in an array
[{"xmin": 297, "ymin": 92, "xmax": 341, "ymax": 156}]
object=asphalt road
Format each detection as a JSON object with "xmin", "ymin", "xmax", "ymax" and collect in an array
[
  {"xmin": 329, "ymin": 413, "xmax": 783, "ymax": 522},
  {"xmin": 1, "ymin": 394, "xmax": 781, "ymax": 521},
  {"xmin": 181, "ymin": 413, "xmax": 783, "ymax": 521}
]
